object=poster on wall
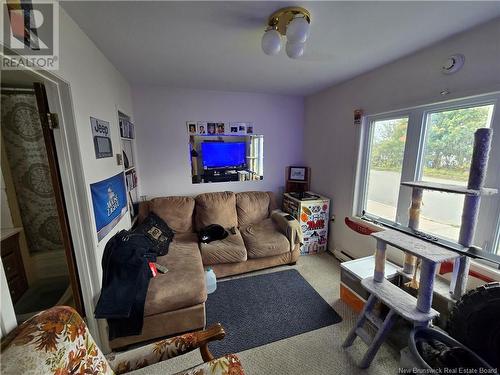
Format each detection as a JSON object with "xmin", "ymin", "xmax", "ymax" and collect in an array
[
  {"xmin": 90, "ymin": 117, "xmax": 113, "ymax": 158},
  {"xmin": 91, "ymin": 172, "xmax": 128, "ymax": 242}
]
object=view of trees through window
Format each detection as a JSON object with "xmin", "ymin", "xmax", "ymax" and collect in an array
[
  {"xmin": 420, "ymin": 105, "xmax": 494, "ymax": 241},
  {"xmin": 366, "ymin": 104, "xmax": 494, "ymax": 242},
  {"xmin": 366, "ymin": 117, "xmax": 408, "ymax": 221},
  {"xmin": 422, "ymin": 105, "xmax": 494, "ymax": 183}
]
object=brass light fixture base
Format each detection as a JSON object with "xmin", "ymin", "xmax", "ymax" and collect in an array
[{"xmin": 267, "ymin": 7, "xmax": 311, "ymax": 36}]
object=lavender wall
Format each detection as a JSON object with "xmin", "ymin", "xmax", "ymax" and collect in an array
[{"xmin": 132, "ymin": 87, "xmax": 304, "ymax": 198}]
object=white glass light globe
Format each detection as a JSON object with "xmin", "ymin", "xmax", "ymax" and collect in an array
[
  {"xmin": 261, "ymin": 29, "xmax": 281, "ymax": 56},
  {"xmin": 286, "ymin": 17, "xmax": 310, "ymax": 44},
  {"xmin": 286, "ymin": 41, "xmax": 304, "ymax": 59}
]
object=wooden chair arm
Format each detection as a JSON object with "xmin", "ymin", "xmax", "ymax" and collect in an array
[
  {"xmin": 197, "ymin": 323, "xmax": 226, "ymax": 362},
  {"xmin": 108, "ymin": 323, "xmax": 226, "ymax": 374}
]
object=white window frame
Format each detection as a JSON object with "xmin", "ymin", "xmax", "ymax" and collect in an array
[
  {"xmin": 355, "ymin": 92, "xmax": 500, "ymax": 257},
  {"xmin": 493, "ymin": 210, "xmax": 500, "ymax": 255}
]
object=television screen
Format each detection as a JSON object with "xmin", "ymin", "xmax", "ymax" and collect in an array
[{"xmin": 202, "ymin": 142, "xmax": 246, "ymax": 169}]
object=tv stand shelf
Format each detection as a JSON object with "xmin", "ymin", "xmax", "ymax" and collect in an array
[{"xmin": 203, "ymin": 171, "xmax": 239, "ymax": 183}]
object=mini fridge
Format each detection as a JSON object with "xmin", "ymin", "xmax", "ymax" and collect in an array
[{"xmin": 282, "ymin": 192, "xmax": 330, "ymax": 255}]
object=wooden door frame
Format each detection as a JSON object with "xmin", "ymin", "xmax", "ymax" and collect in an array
[
  {"xmin": 0, "ymin": 56, "xmax": 102, "ymax": 346},
  {"xmin": 33, "ymin": 82, "xmax": 84, "ymax": 315}
]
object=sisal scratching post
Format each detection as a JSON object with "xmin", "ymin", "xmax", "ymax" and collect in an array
[
  {"xmin": 451, "ymin": 128, "xmax": 492, "ymax": 299},
  {"xmin": 404, "ymin": 188, "xmax": 423, "ymax": 274},
  {"xmin": 374, "ymin": 239, "xmax": 387, "ymax": 282},
  {"xmin": 416, "ymin": 260, "xmax": 438, "ymax": 313}
]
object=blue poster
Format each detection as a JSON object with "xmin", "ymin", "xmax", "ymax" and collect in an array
[{"xmin": 91, "ymin": 172, "xmax": 128, "ymax": 241}]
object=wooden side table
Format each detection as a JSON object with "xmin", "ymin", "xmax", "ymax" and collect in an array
[{"xmin": 1, "ymin": 229, "xmax": 28, "ymax": 303}]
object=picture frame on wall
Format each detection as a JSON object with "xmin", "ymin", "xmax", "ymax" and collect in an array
[
  {"xmin": 289, "ymin": 166, "xmax": 308, "ymax": 181},
  {"xmin": 230, "ymin": 122, "xmax": 248, "ymax": 135},
  {"xmin": 91, "ymin": 117, "xmax": 113, "ymax": 159},
  {"xmin": 207, "ymin": 122, "xmax": 217, "ymax": 135},
  {"xmin": 216, "ymin": 122, "xmax": 225, "ymax": 134},
  {"xmin": 187, "ymin": 121, "xmax": 197, "ymax": 135},
  {"xmin": 197, "ymin": 121, "xmax": 207, "ymax": 135}
]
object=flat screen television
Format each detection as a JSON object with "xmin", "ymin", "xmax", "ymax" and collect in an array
[{"xmin": 202, "ymin": 142, "xmax": 246, "ymax": 169}]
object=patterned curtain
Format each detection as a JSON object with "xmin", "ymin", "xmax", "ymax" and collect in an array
[{"xmin": 1, "ymin": 93, "xmax": 64, "ymax": 254}]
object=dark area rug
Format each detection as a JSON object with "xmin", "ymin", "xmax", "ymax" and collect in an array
[{"xmin": 205, "ymin": 269, "xmax": 342, "ymax": 357}]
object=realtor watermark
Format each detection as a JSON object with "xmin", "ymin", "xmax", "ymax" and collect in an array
[
  {"xmin": 1, "ymin": 0, "xmax": 59, "ymax": 70},
  {"xmin": 399, "ymin": 368, "xmax": 498, "ymax": 374}
]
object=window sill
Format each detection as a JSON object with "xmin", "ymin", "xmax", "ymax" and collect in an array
[{"xmin": 470, "ymin": 259, "xmax": 500, "ymax": 281}]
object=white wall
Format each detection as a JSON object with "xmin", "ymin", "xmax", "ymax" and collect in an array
[
  {"xmin": 132, "ymin": 87, "xmax": 304, "ymax": 198},
  {"xmin": 57, "ymin": 7, "xmax": 134, "ymax": 262},
  {"xmin": 304, "ymin": 19, "xmax": 500, "ymax": 262},
  {"xmin": 0, "ymin": 262, "xmax": 17, "ymax": 338},
  {"xmin": 0, "ymin": 6, "xmax": 134, "ymax": 344}
]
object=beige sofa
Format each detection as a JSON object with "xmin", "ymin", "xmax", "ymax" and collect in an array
[{"xmin": 109, "ymin": 191, "xmax": 301, "ymax": 349}]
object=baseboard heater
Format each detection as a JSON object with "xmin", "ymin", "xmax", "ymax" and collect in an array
[{"xmin": 332, "ymin": 249, "xmax": 354, "ymax": 263}]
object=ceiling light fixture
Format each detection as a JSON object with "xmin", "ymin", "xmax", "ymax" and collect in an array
[{"xmin": 261, "ymin": 7, "xmax": 311, "ymax": 59}]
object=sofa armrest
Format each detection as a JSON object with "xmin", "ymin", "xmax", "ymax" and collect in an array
[
  {"xmin": 271, "ymin": 210, "xmax": 303, "ymax": 251},
  {"xmin": 107, "ymin": 324, "xmax": 226, "ymax": 374}
]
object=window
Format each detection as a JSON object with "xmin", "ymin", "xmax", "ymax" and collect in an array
[
  {"xmin": 418, "ymin": 105, "xmax": 494, "ymax": 242},
  {"xmin": 356, "ymin": 94, "xmax": 500, "ymax": 258},
  {"xmin": 365, "ymin": 117, "xmax": 408, "ymax": 221}
]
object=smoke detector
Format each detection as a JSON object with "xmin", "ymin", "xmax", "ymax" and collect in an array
[{"xmin": 441, "ymin": 54, "xmax": 465, "ymax": 74}]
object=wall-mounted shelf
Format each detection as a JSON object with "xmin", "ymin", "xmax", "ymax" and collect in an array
[{"xmin": 118, "ymin": 111, "xmax": 138, "ymax": 226}]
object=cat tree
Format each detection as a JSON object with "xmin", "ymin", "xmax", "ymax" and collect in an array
[{"xmin": 343, "ymin": 128, "xmax": 497, "ymax": 368}]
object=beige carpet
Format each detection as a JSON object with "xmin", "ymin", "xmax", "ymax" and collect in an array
[{"xmin": 130, "ymin": 253, "xmax": 401, "ymax": 375}]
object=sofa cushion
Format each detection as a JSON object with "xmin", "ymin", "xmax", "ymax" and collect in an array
[
  {"xmin": 200, "ymin": 229, "xmax": 247, "ymax": 265},
  {"xmin": 144, "ymin": 232, "xmax": 206, "ymax": 317},
  {"xmin": 241, "ymin": 218, "xmax": 290, "ymax": 259},
  {"xmin": 149, "ymin": 196, "xmax": 195, "ymax": 233},
  {"xmin": 195, "ymin": 191, "xmax": 238, "ymax": 231},
  {"xmin": 236, "ymin": 191, "xmax": 271, "ymax": 227}
]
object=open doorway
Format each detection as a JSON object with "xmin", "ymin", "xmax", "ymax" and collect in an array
[{"xmin": 1, "ymin": 70, "xmax": 84, "ymax": 322}]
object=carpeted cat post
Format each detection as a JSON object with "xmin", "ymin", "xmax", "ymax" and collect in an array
[{"xmin": 450, "ymin": 128, "xmax": 492, "ymax": 299}]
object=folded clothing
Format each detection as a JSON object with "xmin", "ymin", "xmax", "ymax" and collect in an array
[
  {"xmin": 94, "ymin": 213, "xmax": 174, "ymax": 340},
  {"xmin": 135, "ymin": 212, "xmax": 174, "ymax": 256}
]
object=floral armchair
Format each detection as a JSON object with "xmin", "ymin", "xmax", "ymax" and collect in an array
[{"xmin": 1, "ymin": 306, "xmax": 245, "ymax": 375}]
